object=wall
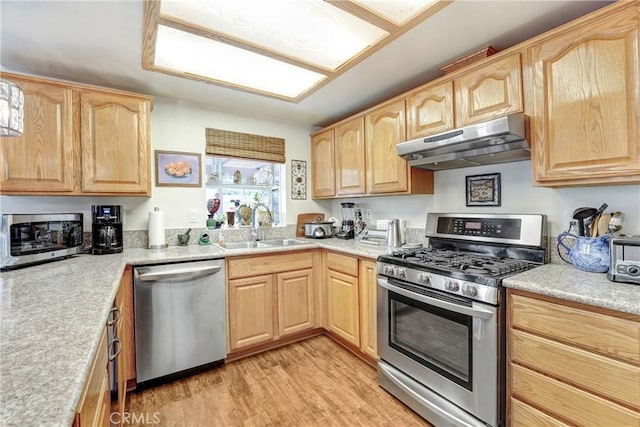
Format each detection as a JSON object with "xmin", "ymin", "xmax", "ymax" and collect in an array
[
  {"xmin": 330, "ymin": 161, "xmax": 640, "ymax": 237},
  {"xmin": 0, "ymin": 98, "xmax": 332, "ymax": 232}
]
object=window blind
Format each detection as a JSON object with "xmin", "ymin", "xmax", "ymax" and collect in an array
[{"xmin": 205, "ymin": 128, "xmax": 285, "ymax": 163}]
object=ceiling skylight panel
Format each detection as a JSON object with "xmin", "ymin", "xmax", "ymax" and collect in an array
[
  {"xmin": 353, "ymin": 0, "xmax": 439, "ymax": 25},
  {"xmin": 154, "ymin": 25, "xmax": 326, "ymax": 98},
  {"xmin": 159, "ymin": 0, "xmax": 388, "ymax": 70}
]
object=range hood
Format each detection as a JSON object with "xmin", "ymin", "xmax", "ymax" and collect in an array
[{"xmin": 397, "ymin": 113, "xmax": 530, "ymax": 170}]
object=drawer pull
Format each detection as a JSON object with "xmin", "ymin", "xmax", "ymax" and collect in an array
[{"xmin": 108, "ymin": 338, "xmax": 121, "ymax": 361}]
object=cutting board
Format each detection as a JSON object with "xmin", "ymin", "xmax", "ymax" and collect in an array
[{"xmin": 296, "ymin": 213, "xmax": 325, "ymax": 237}]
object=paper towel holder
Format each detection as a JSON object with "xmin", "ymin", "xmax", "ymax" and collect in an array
[{"xmin": 148, "ymin": 207, "xmax": 168, "ymax": 250}]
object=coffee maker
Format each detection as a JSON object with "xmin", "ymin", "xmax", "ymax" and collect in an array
[
  {"xmin": 336, "ymin": 202, "xmax": 356, "ymax": 239},
  {"xmin": 91, "ymin": 205, "xmax": 123, "ymax": 255}
]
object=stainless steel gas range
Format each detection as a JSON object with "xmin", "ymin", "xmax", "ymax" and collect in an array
[{"xmin": 377, "ymin": 213, "xmax": 547, "ymax": 427}]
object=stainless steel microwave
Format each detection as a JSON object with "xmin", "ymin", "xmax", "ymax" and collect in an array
[{"xmin": 1, "ymin": 213, "xmax": 84, "ymax": 269}]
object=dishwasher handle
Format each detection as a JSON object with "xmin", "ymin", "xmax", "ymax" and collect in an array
[{"xmin": 137, "ymin": 264, "xmax": 222, "ymax": 282}]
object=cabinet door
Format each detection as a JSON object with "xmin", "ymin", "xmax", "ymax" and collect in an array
[
  {"xmin": 335, "ymin": 117, "xmax": 366, "ymax": 195},
  {"xmin": 455, "ymin": 54, "xmax": 523, "ymax": 126},
  {"xmin": 528, "ymin": 7, "xmax": 640, "ymax": 186},
  {"xmin": 277, "ymin": 268, "xmax": 314, "ymax": 337},
  {"xmin": 327, "ymin": 269, "xmax": 360, "ymax": 346},
  {"xmin": 114, "ymin": 266, "xmax": 135, "ymax": 419},
  {"xmin": 228, "ymin": 274, "xmax": 275, "ymax": 350},
  {"xmin": 0, "ymin": 77, "xmax": 78, "ymax": 193},
  {"xmin": 365, "ymin": 100, "xmax": 408, "ymax": 194},
  {"xmin": 81, "ymin": 91, "xmax": 150, "ymax": 194},
  {"xmin": 406, "ymin": 81, "xmax": 454, "ymax": 139},
  {"xmin": 310, "ymin": 128, "xmax": 335, "ymax": 198},
  {"xmin": 359, "ymin": 259, "xmax": 377, "ymax": 359}
]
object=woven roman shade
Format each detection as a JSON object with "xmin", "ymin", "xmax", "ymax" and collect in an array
[{"xmin": 205, "ymin": 128, "xmax": 285, "ymax": 163}]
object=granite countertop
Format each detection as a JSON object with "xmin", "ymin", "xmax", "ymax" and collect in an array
[
  {"xmin": 0, "ymin": 238, "xmax": 387, "ymax": 426},
  {"xmin": 503, "ymin": 263, "xmax": 640, "ymax": 316}
]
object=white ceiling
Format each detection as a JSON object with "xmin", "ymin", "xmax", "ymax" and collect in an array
[{"xmin": 0, "ymin": 1, "xmax": 612, "ymax": 128}]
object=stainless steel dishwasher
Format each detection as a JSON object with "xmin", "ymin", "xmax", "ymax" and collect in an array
[{"xmin": 133, "ymin": 259, "xmax": 226, "ymax": 384}]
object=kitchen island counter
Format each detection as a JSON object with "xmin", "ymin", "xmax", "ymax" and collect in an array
[
  {"xmin": 503, "ymin": 263, "xmax": 640, "ymax": 316},
  {"xmin": 0, "ymin": 237, "xmax": 387, "ymax": 426}
]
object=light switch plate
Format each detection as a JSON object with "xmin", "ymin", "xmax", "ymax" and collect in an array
[{"xmin": 188, "ymin": 209, "xmax": 198, "ymax": 223}]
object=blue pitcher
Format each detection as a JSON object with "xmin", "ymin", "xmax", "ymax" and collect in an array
[{"xmin": 557, "ymin": 232, "xmax": 611, "ymax": 273}]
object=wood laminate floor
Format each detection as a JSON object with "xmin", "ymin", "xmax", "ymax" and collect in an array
[{"xmin": 127, "ymin": 335, "xmax": 430, "ymax": 426}]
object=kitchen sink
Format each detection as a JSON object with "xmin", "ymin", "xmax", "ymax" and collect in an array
[
  {"xmin": 259, "ymin": 239, "xmax": 309, "ymax": 247},
  {"xmin": 214, "ymin": 239, "xmax": 309, "ymax": 250},
  {"xmin": 215, "ymin": 241, "xmax": 270, "ymax": 250}
]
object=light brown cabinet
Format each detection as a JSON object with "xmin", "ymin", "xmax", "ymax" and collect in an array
[
  {"xmin": 74, "ymin": 327, "xmax": 110, "ymax": 427},
  {"xmin": 365, "ymin": 100, "xmax": 434, "ymax": 195},
  {"xmin": 335, "ymin": 117, "xmax": 366, "ymax": 196},
  {"xmin": 507, "ymin": 290, "xmax": 640, "ymax": 426},
  {"xmin": 325, "ymin": 251, "xmax": 360, "ymax": 346},
  {"xmin": 406, "ymin": 80, "xmax": 454, "ymax": 139},
  {"xmin": 455, "ymin": 53, "xmax": 523, "ymax": 127},
  {"xmin": 112, "ymin": 266, "xmax": 135, "ymax": 420},
  {"xmin": 310, "ymin": 128, "xmax": 335, "ymax": 198},
  {"xmin": 0, "ymin": 72, "xmax": 152, "ymax": 196},
  {"xmin": 527, "ymin": 3, "xmax": 640, "ymax": 187},
  {"xmin": 227, "ymin": 251, "xmax": 316, "ymax": 353},
  {"xmin": 358, "ymin": 259, "xmax": 378, "ymax": 359}
]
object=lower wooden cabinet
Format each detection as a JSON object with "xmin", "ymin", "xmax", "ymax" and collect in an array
[
  {"xmin": 358, "ymin": 259, "xmax": 378, "ymax": 359},
  {"xmin": 325, "ymin": 251, "xmax": 360, "ymax": 346},
  {"xmin": 227, "ymin": 250, "xmax": 316, "ymax": 353},
  {"xmin": 507, "ymin": 289, "xmax": 640, "ymax": 426},
  {"xmin": 74, "ymin": 327, "xmax": 109, "ymax": 427}
]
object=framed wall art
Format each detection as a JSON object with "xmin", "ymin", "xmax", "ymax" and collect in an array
[
  {"xmin": 155, "ymin": 150, "xmax": 202, "ymax": 187},
  {"xmin": 291, "ymin": 159, "xmax": 307, "ymax": 200},
  {"xmin": 466, "ymin": 173, "xmax": 501, "ymax": 206}
]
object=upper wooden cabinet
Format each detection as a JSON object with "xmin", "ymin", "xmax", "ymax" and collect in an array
[
  {"xmin": 0, "ymin": 77, "xmax": 79, "ymax": 193},
  {"xmin": 365, "ymin": 100, "xmax": 434, "ymax": 195},
  {"xmin": 527, "ymin": 3, "xmax": 640, "ymax": 187},
  {"xmin": 310, "ymin": 128, "xmax": 335, "ymax": 198},
  {"xmin": 455, "ymin": 53, "xmax": 523, "ymax": 127},
  {"xmin": 81, "ymin": 91, "xmax": 150, "ymax": 194},
  {"xmin": 0, "ymin": 72, "xmax": 152, "ymax": 196},
  {"xmin": 335, "ymin": 117, "xmax": 366, "ymax": 196},
  {"xmin": 406, "ymin": 80, "xmax": 455, "ymax": 139}
]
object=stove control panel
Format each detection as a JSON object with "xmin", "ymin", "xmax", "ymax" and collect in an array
[{"xmin": 442, "ymin": 217, "xmax": 521, "ymax": 239}]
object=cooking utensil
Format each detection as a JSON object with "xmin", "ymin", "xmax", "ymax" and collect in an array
[
  {"xmin": 296, "ymin": 213, "xmax": 325, "ymax": 237},
  {"xmin": 572, "ymin": 207, "xmax": 597, "ymax": 236},
  {"xmin": 597, "ymin": 213, "xmax": 611, "ymax": 236},
  {"xmin": 608, "ymin": 211, "xmax": 625, "ymax": 233}
]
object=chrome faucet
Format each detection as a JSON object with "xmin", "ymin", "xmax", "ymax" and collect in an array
[{"xmin": 251, "ymin": 203, "xmax": 273, "ymax": 241}]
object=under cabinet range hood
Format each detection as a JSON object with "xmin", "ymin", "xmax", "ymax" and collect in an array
[{"xmin": 397, "ymin": 113, "xmax": 530, "ymax": 170}]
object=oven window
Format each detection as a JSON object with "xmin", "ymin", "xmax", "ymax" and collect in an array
[{"xmin": 388, "ymin": 291, "xmax": 472, "ymax": 390}]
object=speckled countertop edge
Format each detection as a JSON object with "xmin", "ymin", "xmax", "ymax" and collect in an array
[
  {"xmin": 503, "ymin": 263, "xmax": 640, "ymax": 316},
  {"xmin": 0, "ymin": 239, "xmax": 385, "ymax": 426}
]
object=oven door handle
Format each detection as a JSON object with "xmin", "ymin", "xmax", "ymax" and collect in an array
[{"xmin": 377, "ymin": 278, "xmax": 495, "ymax": 319}]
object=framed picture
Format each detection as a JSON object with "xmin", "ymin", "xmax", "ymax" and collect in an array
[
  {"xmin": 155, "ymin": 150, "xmax": 202, "ymax": 187},
  {"xmin": 291, "ymin": 159, "xmax": 307, "ymax": 200},
  {"xmin": 466, "ymin": 173, "xmax": 501, "ymax": 206}
]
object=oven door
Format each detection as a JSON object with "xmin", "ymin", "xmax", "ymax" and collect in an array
[{"xmin": 377, "ymin": 276, "xmax": 499, "ymax": 427}]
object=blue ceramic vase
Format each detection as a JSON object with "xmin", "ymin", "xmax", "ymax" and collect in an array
[{"xmin": 557, "ymin": 232, "xmax": 611, "ymax": 273}]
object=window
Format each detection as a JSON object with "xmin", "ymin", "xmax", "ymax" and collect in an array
[{"xmin": 205, "ymin": 156, "xmax": 284, "ymax": 227}]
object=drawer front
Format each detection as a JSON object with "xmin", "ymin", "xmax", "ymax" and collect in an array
[
  {"xmin": 511, "ymin": 363, "xmax": 640, "ymax": 426},
  {"xmin": 326, "ymin": 251, "xmax": 358, "ymax": 276},
  {"xmin": 510, "ymin": 293, "xmax": 640, "ymax": 364},
  {"xmin": 228, "ymin": 250, "xmax": 312, "ymax": 279},
  {"xmin": 511, "ymin": 329, "xmax": 640, "ymax": 410},
  {"xmin": 510, "ymin": 397, "xmax": 569, "ymax": 427}
]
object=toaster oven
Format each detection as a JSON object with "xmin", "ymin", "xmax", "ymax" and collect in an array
[
  {"xmin": 608, "ymin": 236, "xmax": 640, "ymax": 285},
  {"xmin": 1, "ymin": 213, "xmax": 84, "ymax": 269}
]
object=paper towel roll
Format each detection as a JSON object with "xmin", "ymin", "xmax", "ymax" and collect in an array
[{"xmin": 148, "ymin": 207, "xmax": 167, "ymax": 249}]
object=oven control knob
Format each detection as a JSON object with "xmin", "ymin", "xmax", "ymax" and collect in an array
[
  {"xmin": 417, "ymin": 273, "xmax": 430, "ymax": 284},
  {"xmin": 444, "ymin": 280, "xmax": 459, "ymax": 292},
  {"xmin": 463, "ymin": 284, "xmax": 478, "ymax": 297},
  {"xmin": 384, "ymin": 265, "xmax": 394, "ymax": 275},
  {"xmin": 395, "ymin": 268, "xmax": 406, "ymax": 278}
]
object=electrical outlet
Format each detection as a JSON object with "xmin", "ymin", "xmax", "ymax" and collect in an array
[
  {"xmin": 365, "ymin": 209, "xmax": 372, "ymax": 220},
  {"xmin": 188, "ymin": 209, "xmax": 198, "ymax": 223}
]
